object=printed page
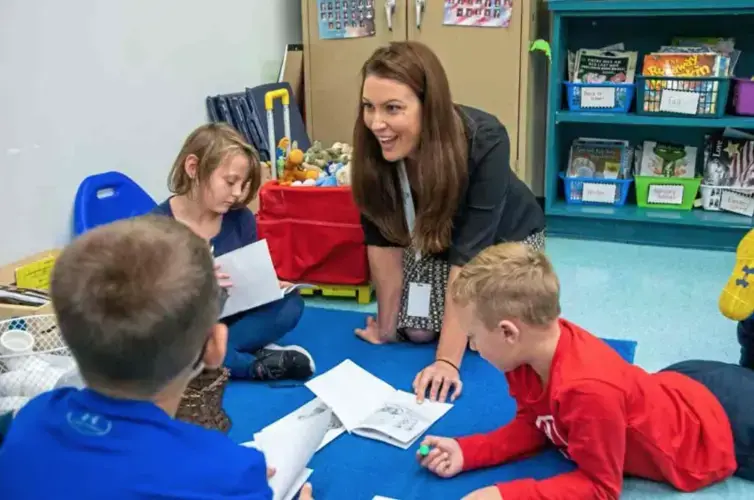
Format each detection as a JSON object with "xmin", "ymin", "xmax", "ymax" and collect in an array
[
  {"xmin": 305, "ymin": 359, "xmax": 396, "ymax": 432},
  {"xmin": 353, "ymin": 390, "xmax": 453, "ymax": 449},
  {"xmin": 215, "ymin": 239, "xmax": 283, "ymax": 319},
  {"xmin": 282, "ymin": 468, "xmax": 312, "ymax": 500},
  {"xmin": 256, "ymin": 397, "xmax": 346, "ymax": 452},
  {"xmin": 253, "ymin": 404, "xmax": 332, "ymax": 500}
]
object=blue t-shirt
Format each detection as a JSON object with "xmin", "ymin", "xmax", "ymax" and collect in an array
[
  {"xmin": 152, "ymin": 198, "xmax": 257, "ymax": 257},
  {"xmin": 0, "ymin": 388, "xmax": 272, "ymax": 500}
]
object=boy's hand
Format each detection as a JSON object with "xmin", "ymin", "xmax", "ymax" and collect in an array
[
  {"xmin": 214, "ymin": 264, "xmax": 232, "ymax": 289},
  {"xmin": 416, "ymin": 435, "xmax": 464, "ymax": 478},
  {"xmin": 462, "ymin": 486, "xmax": 502, "ymax": 500},
  {"xmin": 298, "ymin": 482, "xmax": 314, "ymax": 500}
]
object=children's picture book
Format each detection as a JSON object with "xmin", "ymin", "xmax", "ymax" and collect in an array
[
  {"xmin": 566, "ymin": 138, "xmax": 633, "ymax": 179},
  {"xmin": 305, "ymin": 360, "xmax": 453, "ymax": 449},
  {"xmin": 572, "ymin": 49, "xmax": 638, "ymax": 84},
  {"xmin": 638, "ymin": 141, "xmax": 698, "ymax": 178},
  {"xmin": 243, "ymin": 402, "xmax": 332, "ymax": 500},
  {"xmin": 214, "ymin": 240, "xmax": 315, "ymax": 319},
  {"xmin": 703, "ymin": 134, "xmax": 754, "ymax": 187},
  {"xmin": 255, "ymin": 397, "xmax": 346, "ymax": 452}
]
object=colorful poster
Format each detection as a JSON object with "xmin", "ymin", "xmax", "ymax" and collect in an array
[
  {"xmin": 318, "ymin": 0, "xmax": 375, "ymax": 40},
  {"xmin": 443, "ymin": 0, "xmax": 512, "ymax": 28}
]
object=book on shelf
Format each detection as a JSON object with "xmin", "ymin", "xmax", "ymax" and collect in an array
[
  {"xmin": 566, "ymin": 138, "xmax": 633, "ymax": 179},
  {"xmin": 637, "ymin": 141, "xmax": 698, "ymax": 179},
  {"xmin": 572, "ymin": 48, "xmax": 638, "ymax": 84}
]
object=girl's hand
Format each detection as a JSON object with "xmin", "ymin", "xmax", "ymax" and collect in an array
[
  {"xmin": 279, "ymin": 280, "xmax": 293, "ymax": 289},
  {"xmin": 214, "ymin": 264, "xmax": 232, "ymax": 289}
]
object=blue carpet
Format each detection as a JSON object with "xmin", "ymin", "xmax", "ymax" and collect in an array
[{"xmin": 222, "ymin": 307, "xmax": 637, "ymax": 500}]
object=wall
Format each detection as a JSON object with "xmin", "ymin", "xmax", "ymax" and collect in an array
[{"xmin": 0, "ymin": 0, "xmax": 302, "ymax": 263}]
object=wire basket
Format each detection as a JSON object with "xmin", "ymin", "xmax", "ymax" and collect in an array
[
  {"xmin": 0, "ymin": 315, "xmax": 80, "ymax": 416},
  {"xmin": 176, "ymin": 367, "xmax": 232, "ymax": 433}
]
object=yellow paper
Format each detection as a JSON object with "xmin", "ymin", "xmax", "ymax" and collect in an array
[{"xmin": 15, "ymin": 255, "xmax": 57, "ymax": 290}]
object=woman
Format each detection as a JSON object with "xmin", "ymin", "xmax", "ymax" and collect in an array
[
  {"xmin": 351, "ymin": 41, "xmax": 545, "ymax": 403},
  {"xmin": 153, "ymin": 123, "xmax": 315, "ymax": 382}
]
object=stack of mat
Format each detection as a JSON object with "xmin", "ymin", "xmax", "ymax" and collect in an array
[{"xmin": 223, "ymin": 307, "xmax": 637, "ymax": 500}]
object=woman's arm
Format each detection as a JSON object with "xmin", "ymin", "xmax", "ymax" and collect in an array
[
  {"xmin": 368, "ymin": 245, "xmax": 403, "ymax": 341},
  {"xmin": 436, "ymin": 266, "xmax": 466, "ymax": 366}
]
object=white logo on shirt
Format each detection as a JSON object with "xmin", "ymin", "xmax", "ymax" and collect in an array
[
  {"xmin": 66, "ymin": 411, "xmax": 112, "ymax": 436},
  {"xmin": 535, "ymin": 415, "xmax": 571, "ymax": 460}
]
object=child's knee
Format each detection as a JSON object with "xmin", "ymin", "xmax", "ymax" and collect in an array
[
  {"xmin": 278, "ymin": 292, "xmax": 305, "ymax": 331},
  {"xmin": 403, "ymin": 328, "xmax": 438, "ymax": 344}
]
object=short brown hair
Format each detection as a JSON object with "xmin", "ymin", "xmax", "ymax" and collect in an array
[
  {"xmin": 351, "ymin": 41, "xmax": 468, "ymax": 255},
  {"xmin": 168, "ymin": 122, "xmax": 262, "ymax": 207},
  {"xmin": 451, "ymin": 243, "xmax": 561, "ymax": 328},
  {"xmin": 50, "ymin": 215, "xmax": 220, "ymax": 396}
]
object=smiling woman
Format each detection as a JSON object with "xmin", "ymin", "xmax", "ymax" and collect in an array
[{"xmin": 350, "ymin": 41, "xmax": 546, "ymax": 403}]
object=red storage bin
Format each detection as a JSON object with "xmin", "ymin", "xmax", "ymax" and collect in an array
[{"xmin": 256, "ymin": 181, "xmax": 369, "ymax": 285}]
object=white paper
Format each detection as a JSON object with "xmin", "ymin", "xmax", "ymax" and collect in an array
[
  {"xmin": 353, "ymin": 390, "xmax": 453, "ymax": 449},
  {"xmin": 257, "ymin": 397, "xmax": 346, "ymax": 452},
  {"xmin": 305, "ymin": 360, "xmax": 395, "ymax": 432},
  {"xmin": 647, "ymin": 184, "xmax": 684, "ymax": 205},
  {"xmin": 253, "ymin": 403, "xmax": 332, "ymax": 500},
  {"xmin": 373, "ymin": 497, "xmax": 400, "ymax": 500},
  {"xmin": 660, "ymin": 90, "xmax": 700, "ymax": 115},
  {"xmin": 580, "ymin": 87, "xmax": 616, "ymax": 108},
  {"xmin": 582, "ymin": 182, "xmax": 616, "ymax": 204},
  {"xmin": 407, "ymin": 283, "xmax": 431, "ymax": 318},
  {"xmin": 305, "ymin": 360, "xmax": 453, "ymax": 448},
  {"xmin": 215, "ymin": 240, "xmax": 283, "ymax": 318}
]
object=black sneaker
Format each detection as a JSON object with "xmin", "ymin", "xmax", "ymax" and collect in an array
[{"xmin": 250, "ymin": 344, "xmax": 315, "ymax": 381}]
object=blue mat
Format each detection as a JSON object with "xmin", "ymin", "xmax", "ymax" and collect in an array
[{"xmin": 223, "ymin": 307, "xmax": 637, "ymax": 500}]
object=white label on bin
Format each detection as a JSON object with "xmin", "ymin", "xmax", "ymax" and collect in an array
[
  {"xmin": 721, "ymin": 190, "xmax": 754, "ymax": 217},
  {"xmin": 582, "ymin": 182, "xmax": 617, "ymax": 204},
  {"xmin": 659, "ymin": 90, "xmax": 700, "ymax": 115},
  {"xmin": 647, "ymin": 184, "xmax": 684, "ymax": 205},
  {"xmin": 580, "ymin": 87, "xmax": 616, "ymax": 108}
]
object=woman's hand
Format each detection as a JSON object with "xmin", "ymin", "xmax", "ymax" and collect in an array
[
  {"xmin": 354, "ymin": 316, "xmax": 394, "ymax": 344},
  {"xmin": 214, "ymin": 264, "xmax": 232, "ymax": 289},
  {"xmin": 416, "ymin": 435, "xmax": 464, "ymax": 479},
  {"xmin": 413, "ymin": 360, "xmax": 462, "ymax": 403}
]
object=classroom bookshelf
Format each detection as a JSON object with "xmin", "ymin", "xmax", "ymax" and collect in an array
[{"xmin": 544, "ymin": 0, "xmax": 754, "ymax": 251}]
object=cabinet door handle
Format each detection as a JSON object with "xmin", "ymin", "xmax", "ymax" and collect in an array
[
  {"xmin": 415, "ymin": 0, "xmax": 425, "ymax": 29},
  {"xmin": 385, "ymin": 0, "xmax": 396, "ymax": 31}
]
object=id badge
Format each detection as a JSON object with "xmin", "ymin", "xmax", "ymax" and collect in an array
[{"xmin": 407, "ymin": 282, "xmax": 431, "ymax": 318}]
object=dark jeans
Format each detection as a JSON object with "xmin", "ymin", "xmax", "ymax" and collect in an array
[
  {"xmin": 222, "ymin": 292, "xmax": 305, "ymax": 378},
  {"xmin": 663, "ymin": 360, "xmax": 754, "ymax": 481},
  {"xmin": 738, "ymin": 317, "xmax": 754, "ymax": 370}
]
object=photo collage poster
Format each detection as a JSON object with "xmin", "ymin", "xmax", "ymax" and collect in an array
[{"xmin": 318, "ymin": 0, "xmax": 376, "ymax": 40}]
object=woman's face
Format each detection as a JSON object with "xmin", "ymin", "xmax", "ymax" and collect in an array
[{"xmin": 362, "ymin": 75, "xmax": 422, "ymax": 162}]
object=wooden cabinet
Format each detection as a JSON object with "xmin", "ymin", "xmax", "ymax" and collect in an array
[{"xmin": 301, "ymin": 0, "xmax": 548, "ymax": 194}]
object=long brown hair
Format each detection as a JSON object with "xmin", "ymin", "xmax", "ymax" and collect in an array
[
  {"xmin": 168, "ymin": 122, "xmax": 262, "ymax": 207},
  {"xmin": 351, "ymin": 41, "xmax": 468, "ymax": 255}
]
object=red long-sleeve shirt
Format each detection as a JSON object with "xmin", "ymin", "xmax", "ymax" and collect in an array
[{"xmin": 457, "ymin": 319, "xmax": 736, "ymax": 499}]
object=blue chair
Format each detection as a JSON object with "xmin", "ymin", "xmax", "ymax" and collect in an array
[{"xmin": 73, "ymin": 171, "xmax": 157, "ymax": 236}]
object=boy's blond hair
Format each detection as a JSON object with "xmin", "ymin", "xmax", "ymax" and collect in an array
[
  {"xmin": 168, "ymin": 123, "xmax": 262, "ymax": 207},
  {"xmin": 451, "ymin": 242, "xmax": 560, "ymax": 328},
  {"xmin": 50, "ymin": 215, "xmax": 220, "ymax": 397}
]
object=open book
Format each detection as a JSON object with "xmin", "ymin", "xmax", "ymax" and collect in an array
[
  {"xmin": 214, "ymin": 239, "xmax": 314, "ymax": 319},
  {"xmin": 256, "ymin": 397, "xmax": 346, "ymax": 452},
  {"xmin": 242, "ymin": 402, "xmax": 332, "ymax": 500},
  {"xmin": 305, "ymin": 360, "xmax": 453, "ymax": 449}
]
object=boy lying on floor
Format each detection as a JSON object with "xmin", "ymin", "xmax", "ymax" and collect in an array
[
  {"xmin": 418, "ymin": 242, "xmax": 753, "ymax": 499},
  {"xmin": 0, "ymin": 216, "xmax": 313, "ymax": 500}
]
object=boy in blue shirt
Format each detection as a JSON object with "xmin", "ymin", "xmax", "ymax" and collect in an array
[{"xmin": 0, "ymin": 215, "xmax": 313, "ymax": 499}]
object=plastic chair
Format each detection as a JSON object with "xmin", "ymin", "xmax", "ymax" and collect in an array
[{"xmin": 73, "ymin": 171, "xmax": 157, "ymax": 236}]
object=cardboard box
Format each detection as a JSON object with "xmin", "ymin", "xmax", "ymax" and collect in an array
[{"xmin": 0, "ymin": 249, "xmax": 59, "ymax": 320}]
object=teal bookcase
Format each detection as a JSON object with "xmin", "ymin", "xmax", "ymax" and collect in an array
[{"xmin": 544, "ymin": 0, "xmax": 754, "ymax": 251}]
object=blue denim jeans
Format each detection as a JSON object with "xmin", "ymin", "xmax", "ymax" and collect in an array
[{"xmin": 222, "ymin": 292, "xmax": 305, "ymax": 378}]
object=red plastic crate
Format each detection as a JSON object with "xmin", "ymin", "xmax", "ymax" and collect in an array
[{"xmin": 256, "ymin": 181, "xmax": 369, "ymax": 285}]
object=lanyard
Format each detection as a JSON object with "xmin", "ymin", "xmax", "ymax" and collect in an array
[{"xmin": 397, "ymin": 161, "xmax": 421, "ymax": 261}]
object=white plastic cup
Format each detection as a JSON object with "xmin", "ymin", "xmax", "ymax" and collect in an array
[{"xmin": 0, "ymin": 330, "xmax": 35, "ymax": 371}]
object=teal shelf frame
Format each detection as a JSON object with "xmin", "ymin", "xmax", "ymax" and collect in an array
[{"xmin": 544, "ymin": 0, "xmax": 754, "ymax": 251}]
